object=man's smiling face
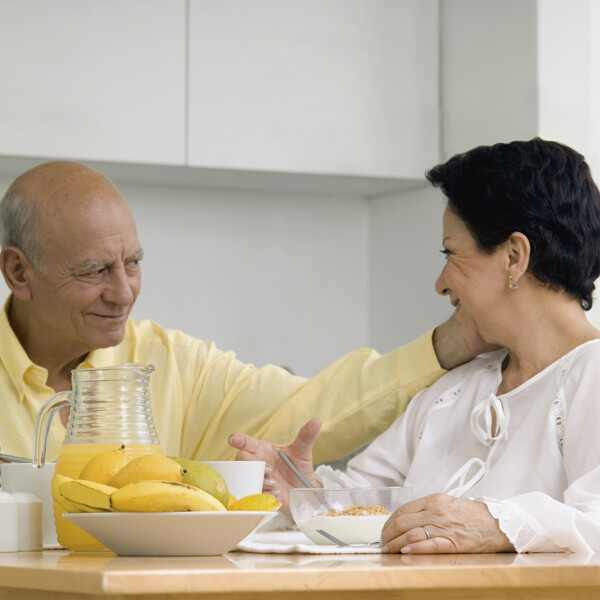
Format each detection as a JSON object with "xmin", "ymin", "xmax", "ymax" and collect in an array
[{"xmin": 21, "ymin": 166, "xmax": 143, "ymax": 356}]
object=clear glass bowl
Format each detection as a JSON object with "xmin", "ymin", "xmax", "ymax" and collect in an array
[{"xmin": 289, "ymin": 486, "xmax": 413, "ymax": 546}]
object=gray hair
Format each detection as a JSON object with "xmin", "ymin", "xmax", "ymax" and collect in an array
[{"xmin": 0, "ymin": 190, "xmax": 43, "ymax": 266}]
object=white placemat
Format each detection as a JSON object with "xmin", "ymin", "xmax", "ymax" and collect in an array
[{"xmin": 236, "ymin": 529, "xmax": 382, "ymax": 554}]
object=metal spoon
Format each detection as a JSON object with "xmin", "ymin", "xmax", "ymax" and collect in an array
[
  {"xmin": 316, "ymin": 529, "xmax": 349, "ymax": 547},
  {"xmin": 316, "ymin": 529, "xmax": 380, "ymax": 548},
  {"xmin": 277, "ymin": 451, "xmax": 314, "ymax": 489},
  {"xmin": 0, "ymin": 453, "xmax": 32, "ymax": 464},
  {"xmin": 277, "ymin": 450, "xmax": 336, "ymax": 512}
]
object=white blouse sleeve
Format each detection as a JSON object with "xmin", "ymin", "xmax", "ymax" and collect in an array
[
  {"xmin": 315, "ymin": 387, "xmax": 425, "ymax": 489},
  {"xmin": 481, "ymin": 350, "xmax": 600, "ymax": 553}
]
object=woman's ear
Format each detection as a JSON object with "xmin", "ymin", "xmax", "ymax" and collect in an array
[
  {"xmin": 506, "ymin": 232, "xmax": 530, "ymax": 285},
  {"xmin": 0, "ymin": 246, "xmax": 33, "ymax": 300}
]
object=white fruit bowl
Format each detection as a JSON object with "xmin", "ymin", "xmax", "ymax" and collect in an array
[{"xmin": 63, "ymin": 511, "xmax": 276, "ymax": 556}]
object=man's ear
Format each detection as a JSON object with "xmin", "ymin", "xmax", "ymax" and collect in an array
[
  {"xmin": 0, "ymin": 246, "xmax": 33, "ymax": 300},
  {"xmin": 506, "ymin": 232, "xmax": 530, "ymax": 285}
]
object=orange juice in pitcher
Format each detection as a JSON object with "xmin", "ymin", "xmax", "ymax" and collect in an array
[
  {"xmin": 53, "ymin": 442, "xmax": 162, "ymax": 549},
  {"xmin": 33, "ymin": 364, "xmax": 162, "ymax": 550}
]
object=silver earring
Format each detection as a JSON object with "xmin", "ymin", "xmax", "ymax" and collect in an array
[{"xmin": 508, "ymin": 275, "xmax": 519, "ymax": 290}]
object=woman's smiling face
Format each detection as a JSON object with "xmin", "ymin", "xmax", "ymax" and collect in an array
[{"xmin": 435, "ymin": 207, "xmax": 507, "ymax": 347}]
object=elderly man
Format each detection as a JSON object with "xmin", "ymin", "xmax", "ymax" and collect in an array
[{"xmin": 0, "ymin": 161, "xmax": 482, "ymax": 463}]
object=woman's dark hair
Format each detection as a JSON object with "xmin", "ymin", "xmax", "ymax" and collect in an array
[{"xmin": 425, "ymin": 137, "xmax": 600, "ymax": 310}]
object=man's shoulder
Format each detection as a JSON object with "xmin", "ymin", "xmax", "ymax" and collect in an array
[
  {"xmin": 92, "ymin": 319, "xmax": 217, "ymax": 366},
  {"xmin": 124, "ymin": 318, "xmax": 206, "ymax": 346}
]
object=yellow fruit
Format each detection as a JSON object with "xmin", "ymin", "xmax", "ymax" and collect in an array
[
  {"xmin": 110, "ymin": 480, "xmax": 227, "ymax": 512},
  {"xmin": 64, "ymin": 500, "xmax": 105, "ymax": 513},
  {"xmin": 227, "ymin": 493, "xmax": 282, "ymax": 512},
  {"xmin": 51, "ymin": 474, "xmax": 84, "ymax": 513},
  {"xmin": 169, "ymin": 457, "xmax": 229, "ymax": 507},
  {"xmin": 109, "ymin": 454, "xmax": 183, "ymax": 488},
  {"xmin": 227, "ymin": 493, "xmax": 237, "ymax": 507},
  {"xmin": 59, "ymin": 479, "xmax": 117, "ymax": 512},
  {"xmin": 78, "ymin": 444, "xmax": 131, "ymax": 485}
]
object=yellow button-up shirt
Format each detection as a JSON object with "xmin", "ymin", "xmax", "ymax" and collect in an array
[{"xmin": 0, "ymin": 298, "xmax": 445, "ymax": 463}]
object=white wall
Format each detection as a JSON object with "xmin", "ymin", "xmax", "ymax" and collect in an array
[
  {"xmin": 3, "ymin": 1, "xmax": 600, "ymax": 380},
  {"xmin": 127, "ymin": 183, "xmax": 372, "ymax": 376},
  {"xmin": 369, "ymin": 187, "xmax": 450, "ymax": 353},
  {"xmin": 441, "ymin": 0, "xmax": 600, "ymax": 176},
  {"xmin": 592, "ymin": 0, "xmax": 600, "ymax": 176},
  {"xmin": 440, "ymin": 0, "xmax": 538, "ymax": 160},
  {"xmin": 537, "ymin": 0, "xmax": 594, "ymax": 161},
  {"xmin": 441, "ymin": 0, "xmax": 600, "ymax": 328},
  {"xmin": 0, "ymin": 173, "xmax": 371, "ymax": 377}
]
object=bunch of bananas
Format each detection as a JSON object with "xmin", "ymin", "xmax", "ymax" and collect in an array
[{"xmin": 51, "ymin": 447, "xmax": 281, "ymax": 513}]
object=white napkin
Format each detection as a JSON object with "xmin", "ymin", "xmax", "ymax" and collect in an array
[{"xmin": 236, "ymin": 529, "xmax": 382, "ymax": 554}]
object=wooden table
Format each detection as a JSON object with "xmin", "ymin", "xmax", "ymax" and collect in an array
[{"xmin": 0, "ymin": 549, "xmax": 599, "ymax": 600}]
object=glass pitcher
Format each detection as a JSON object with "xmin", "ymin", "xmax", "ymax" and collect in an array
[{"xmin": 32, "ymin": 364, "xmax": 162, "ymax": 550}]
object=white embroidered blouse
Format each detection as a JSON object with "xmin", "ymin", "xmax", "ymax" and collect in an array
[{"xmin": 316, "ymin": 340, "xmax": 600, "ymax": 553}]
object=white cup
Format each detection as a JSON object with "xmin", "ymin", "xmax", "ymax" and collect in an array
[
  {"xmin": 0, "ymin": 463, "xmax": 57, "ymax": 547},
  {"xmin": 11, "ymin": 492, "xmax": 42, "ymax": 551},
  {"xmin": 0, "ymin": 491, "xmax": 19, "ymax": 552},
  {"xmin": 202, "ymin": 461, "xmax": 265, "ymax": 500}
]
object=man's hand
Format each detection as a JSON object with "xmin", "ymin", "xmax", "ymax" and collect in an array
[
  {"xmin": 228, "ymin": 419, "xmax": 322, "ymax": 512},
  {"xmin": 433, "ymin": 315, "xmax": 500, "ymax": 370}
]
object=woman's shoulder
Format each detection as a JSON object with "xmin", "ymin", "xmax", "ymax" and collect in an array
[
  {"xmin": 446, "ymin": 349, "xmax": 506, "ymax": 380},
  {"xmin": 415, "ymin": 349, "xmax": 506, "ymax": 402},
  {"xmin": 537, "ymin": 339, "xmax": 600, "ymax": 399},
  {"xmin": 559, "ymin": 338, "xmax": 600, "ymax": 372},
  {"xmin": 571, "ymin": 337, "xmax": 600, "ymax": 354}
]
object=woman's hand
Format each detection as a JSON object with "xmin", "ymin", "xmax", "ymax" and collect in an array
[
  {"xmin": 380, "ymin": 493, "xmax": 513, "ymax": 554},
  {"xmin": 228, "ymin": 419, "xmax": 322, "ymax": 512}
]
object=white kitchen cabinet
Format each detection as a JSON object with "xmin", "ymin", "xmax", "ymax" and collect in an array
[
  {"xmin": 188, "ymin": 0, "xmax": 440, "ymax": 180},
  {"xmin": 441, "ymin": 0, "xmax": 599, "ymax": 168},
  {"xmin": 0, "ymin": 0, "xmax": 439, "ymax": 193},
  {"xmin": 0, "ymin": 0, "xmax": 186, "ymax": 165}
]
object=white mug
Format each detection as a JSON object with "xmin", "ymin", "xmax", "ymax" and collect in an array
[
  {"xmin": 202, "ymin": 461, "xmax": 265, "ymax": 501},
  {"xmin": 1, "ymin": 463, "xmax": 57, "ymax": 547}
]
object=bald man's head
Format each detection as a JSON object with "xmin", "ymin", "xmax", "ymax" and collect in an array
[
  {"xmin": 0, "ymin": 161, "xmax": 129, "ymax": 266},
  {"xmin": 0, "ymin": 161, "xmax": 142, "ymax": 355}
]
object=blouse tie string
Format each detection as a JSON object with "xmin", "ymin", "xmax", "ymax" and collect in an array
[
  {"xmin": 444, "ymin": 394, "xmax": 509, "ymax": 497},
  {"xmin": 471, "ymin": 394, "xmax": 510, "ymax": 446}
]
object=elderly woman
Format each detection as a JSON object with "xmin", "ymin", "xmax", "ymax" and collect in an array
[{"xmin": 229, "ymin": 138, "xmax": 600, "ymax": 554}]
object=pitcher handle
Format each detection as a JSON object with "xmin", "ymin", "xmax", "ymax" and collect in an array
[{"xmin": 32, "ymin": 391, "xmax": 71, "ymax": 468}]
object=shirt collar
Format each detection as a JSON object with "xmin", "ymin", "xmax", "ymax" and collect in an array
[
  {"xmin": 0, "ymin": 295, "xmax": 98, "ymax": 397},
  {"xmin": 0, "ymin": 295, "xmax": 43, "ymax": 398}
]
